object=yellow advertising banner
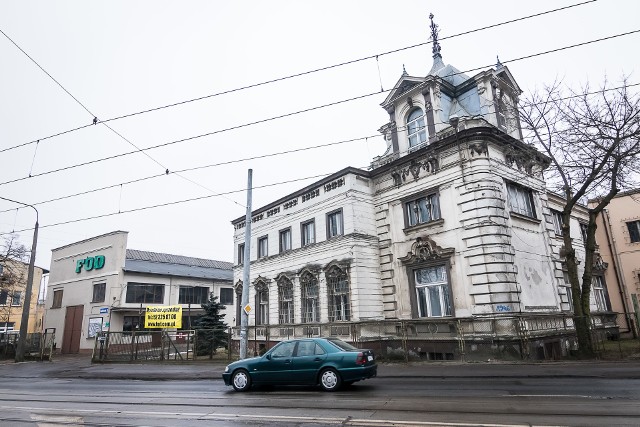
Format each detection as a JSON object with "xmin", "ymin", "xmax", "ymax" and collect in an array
[{"xmin": 144, "ymin": 305, "xmax": 182, "ymax": 329}]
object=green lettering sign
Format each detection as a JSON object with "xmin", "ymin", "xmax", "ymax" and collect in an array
[{"xmin": 75, "ymin": 255, "xmax": 106, "ymax": 273}]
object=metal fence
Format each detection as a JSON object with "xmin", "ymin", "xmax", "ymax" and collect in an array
[
  {"xmin": 0, "ymin": 329, "xmax": 55, "ymax": 361},
  {"xmin": 91, "ymin": 312, "xmax": 640, "ymax": 363},
  {"xmin": 92, "ymin": 328, "xmax": 232, "ymax": 362}
]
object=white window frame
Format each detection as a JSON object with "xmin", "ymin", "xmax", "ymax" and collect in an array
[
  {"xmin": 592, "ymin": 275, "xmax": 607, "ymax": 312},
  {"xmin": 507, "ymin": 182, "xmax": 536, "ymax": 218},
  {"xmin": 326, "ymin": 209, "xmax": 343, "ymax": 239},
  {"xmin": 301, "ymin": 219, "xmax": 315, "ymax": 246},
  {"xmin": 551, "ymin": 209, "xmax": 563, "ymax": 235},
  {"xmin": 407, "ymin": 108, "xmax": 427, "ymax": 148},
  {"xmin": 405, "ymin": 192, "xmax": 441, "ymax": 227},
  {"xmin": 257, "ymin": 236, "xmax": 268, "ymax": 258},
  {"xmin": 279, "ymin": 228, "xmax": 292, "ymax": 253},
  {"xmin": 277, "ymin": 277, "xmax": 294, "ymax": 324},
  {"xmin": 414, "ymin": 265, "xmax": 452, "ymax": 318}
]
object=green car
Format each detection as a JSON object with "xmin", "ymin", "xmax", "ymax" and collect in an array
[{"xmin": 222, "ymin": 337, "xmax": 377, "ymax": 392}]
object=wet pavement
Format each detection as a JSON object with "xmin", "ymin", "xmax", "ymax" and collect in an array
[{"xmin": 2, "ymin": 355, "xmax": 640, "ymax": 381}]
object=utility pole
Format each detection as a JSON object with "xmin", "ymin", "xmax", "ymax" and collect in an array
[
  {"xmin": 0, "ymin": 197, "xmax": 39, "ymax": 363},
  {"xmin": 240, "ymin": 169, "xmax": 252, "ymax": 359}
]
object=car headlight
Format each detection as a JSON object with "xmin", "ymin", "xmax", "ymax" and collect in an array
[{"xmin": 224, "ymin": 366, "xmax": 229, "ymax": 372}]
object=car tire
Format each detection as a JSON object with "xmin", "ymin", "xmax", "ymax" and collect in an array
[
  {"xmin": 319, "ymin": 368, "xmax": 342, "ymax": 392},
  {"xmin": 231, "ymin": 369, "xmax": 251, "ymax": 392}
]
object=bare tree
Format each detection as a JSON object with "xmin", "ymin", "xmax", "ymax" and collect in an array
[
  {"xmin": 519, "ymin": 77, "xmax": 640, "ymax": 357},
  {"xmin": 0, "ymin": 235, "xmax": 29, "ymax": 331}
]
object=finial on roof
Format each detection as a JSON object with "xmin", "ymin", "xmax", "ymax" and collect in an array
[
  {"xmin": 428, "ymin": 13, "xmax": 445, "ymax": 75},
  {"xmin": 496, "ymin": 55, "xmax": 503, "ymax": 68},
  {"xmin": 402, "ymin": 64, "xmax": 407, "ymax": 75},
  {"xmin": 429, "ymin": 13, "xmax": 442, "ymax": 59}
]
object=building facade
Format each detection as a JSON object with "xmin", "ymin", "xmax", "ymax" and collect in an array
[
  {"xmin": 0, "ymin": 258, "xmax": 47, "ymax": 335},
  {"xmin": 44, "ymin": 231, "xmax": 233, "ymax": 353},
  {"xmin": 231, "ymin": 20, "xmax": 614, "ymax": 359},
  {"xmin": 591, "ymin": 189, "xmax": 640, "ymax": 337}
]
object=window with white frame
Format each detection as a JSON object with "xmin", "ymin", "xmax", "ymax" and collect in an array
[
  {"xmin": 326, "ymin": 209, "xmax": 343, "ymax": 239},
  {"xmin": 51, "ymin": 289, "xmax": 63, "ymax": 308},
  {"xmin": 301, "ymin": 219, "xmax": 315, "ymax": 246},
  {"xmin": 414, "ymin": 265, "xmax": 452, "ymax": 317},
  {"xmin": 592, "ymin": 275, "xmax": 607, "ymax": 312},
  {"xmin": 300, "ymin": 271, "xmax": 319, "ymax": 323},
  {"xmin": 237, "ymin": 243, "xmax": 245, "ymax": 264},
  {"xmin": 406, "ymin": 108, "xmax": 427, "ymax": 148},
  {"xmin": 506, "ymin": 182, "xmax": 536, "ymax": 218},
  {"xmin": 627, "ymin": 220, "xmax": 640, "ymax": 243},
  {"xmin": 326, "ymin": 266, "xmax": 350, "ymax": 322},
  {"xmin": 579, "ymin": 223, "xmax": 589, "ymax": 245},
  {"xmin": 279, "ymin": 228, "xmax": 292, "ymax": 253},
  {"xmin": 255, "ymin": 283, "xmax": 269, "ymax": 325},
  {"xmin": 405, "ymin": 191, "xmax": 441, "ymax": 227},
  {"xmin": 11, "ymin": 291, "xmax": 21, "ymax": 306},
  {"xmin": 257, "ymin": 236, "xmax": 268, "ymax": 258},
  {"xmin": 551, "ymin": 209, "xmax": 563, "ymax": 235},
  {"xmin": 563, "ymin": 271, "xmax": 574, "ymax": 313},
  {"xmin": 277, "ymin": 276, "xmax": 294, "ymax": 324}
]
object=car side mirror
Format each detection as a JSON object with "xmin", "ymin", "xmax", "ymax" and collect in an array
[{"xmin": 265, "ymin": 354, "xmax": 271, "ymax": 360}]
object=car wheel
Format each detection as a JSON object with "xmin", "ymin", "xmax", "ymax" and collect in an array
[
  {"xmin": 231, "ymin": 369, "xmax": 251, "ymax": 392},
  {"xmin": 319, "ymin": 368, "xmax": 342, "ymax": 391}
]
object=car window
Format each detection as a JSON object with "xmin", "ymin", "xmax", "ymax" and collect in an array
[
  {"xmin": 326, "ymin": 338, "xmax": 358, "ymax": 351},
  {"xmin": 271, "ymin": 341, "xmax": 296, "ymax": 358},
  {"xmin": 296, "ymin": 341, "xmax": 323, "ymax": 357}
]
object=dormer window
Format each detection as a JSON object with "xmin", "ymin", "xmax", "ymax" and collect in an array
[{"xmin": 407, "ymin": 108, "xmax": 427, "ymax": 148}]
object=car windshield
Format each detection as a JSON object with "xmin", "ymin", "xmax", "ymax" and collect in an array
[{"xmin": 325, "ymin": 338, "xmax": 358, "ymax": 351}]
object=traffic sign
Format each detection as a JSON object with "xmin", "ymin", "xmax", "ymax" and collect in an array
[{"xmin": 243, "ymin": 304, "xmax": 252, "ymax": 315}]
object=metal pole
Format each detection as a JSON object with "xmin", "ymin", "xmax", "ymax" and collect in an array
[
  {"xmin": 1, "ymin": 197, "xmax": 39, "ymax": 363},
  {"xmin": 240, "ymin": 169, "xmax": 252, "ymax": 359}
]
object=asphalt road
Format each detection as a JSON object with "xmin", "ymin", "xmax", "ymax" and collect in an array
[{"xmin": 1, "ymin": 357, "xmax": 639, "ymax": 426}]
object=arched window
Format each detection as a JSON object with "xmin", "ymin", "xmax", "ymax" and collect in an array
[
  {"xmin": 277, "ymin": 276, "xmax": 294, "ymax": 324},
  {"xmin": 326, "ymin": 266, "xmax": 350, "ymax": 321},
  {"xmin": 254, "ymin": 279, "xmax": 269, "ymax": 325},
  {"xmin": 407, "ymin": 108, "xmax": 427, "ymax": 148},
  {"xmin": 300, "ymin": 271, "xmax": 319, "ymax": 323}
]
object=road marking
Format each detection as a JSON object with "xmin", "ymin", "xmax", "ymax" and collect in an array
[
  {"xmin": 2, "ymin": 404, "xmax": 565, "ymax": 427},
  {"xmin": 31, "ymin": 414, "xmax": 85, "ymax": 426}
]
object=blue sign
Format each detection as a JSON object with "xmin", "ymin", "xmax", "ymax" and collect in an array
[{"xmin": 100, "ymin": 307, "xmax": 109, "ymax": 314}]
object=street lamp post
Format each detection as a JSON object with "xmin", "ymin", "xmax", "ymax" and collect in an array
[{"xmin": 0, "ymin": 197, "xmax": 39, "ymax": 363}]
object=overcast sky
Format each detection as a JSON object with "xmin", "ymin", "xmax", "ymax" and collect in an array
[{"xmin": 1, "ymin": 0, "xmax": 638, "ymax": 273}]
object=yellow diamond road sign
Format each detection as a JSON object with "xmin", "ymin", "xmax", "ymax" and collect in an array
[{"xmin": 243, "ymin": 304, "xmax": 252, "ymax": 315}]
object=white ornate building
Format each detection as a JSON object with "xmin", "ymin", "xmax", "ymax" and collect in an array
[{"xmin": 231, "ymin": 18, "xmax": 612, "ymax": 359}]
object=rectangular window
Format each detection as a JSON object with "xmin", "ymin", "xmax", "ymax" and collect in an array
[
  {"xmin": 278, "ymin": 279, "xmax": 294, "ymax": 324},
  {"xmin": 11, "ymin": 291, "xmax": 21, "ymax": 306},
  {"xmin": 256, "ymin": 290, "xmax": 269, "ymax": 325},
  {"xmin": 237, "ymin": 243, "xmax": 245, "ymax": 264},
  {"xmin": 628, "ymin": 220, "xmax": 640, "ymax": 243},
  {"xmin": 92, "ymin": 283, "xmax": 106, "ymax": 303},
  {"xmin": 301, "ymin": 219, "xmax": 315, "ymax": 246},
  {"xmin": 592, "ymin": 276, "xmax": 607, "ymax": 312},
  {"xmin": 219, "ymin": 287, "xmax": 233, "ymax": 305},
  {"xmin": 178, "ymin": 286, "xmax": 209, "ymax": 304},
  {"xmin": 405, "ymin": 192, "xmax": 441, "ymax": 227},
  {"xmin": 123, "ymin": 315, "xmax": 147, "ymax": 333},
  {"xmin": 507, "ymin": 182, "xmax": 536, "ymax": 218},
  {"xmin": 327, "ymin": 268, "xmax": 350, "ymax": 322},
  {"xmin": 563, "ymin": 271, "xmax": 574, "ymax": 313},
  {"xmin": 414, "ymin": 265, "xmax": 452, "ymax": 318},
  {"xmin": 579, "ymin": 223, "xmax": 589, "ymax": 245},
  {"xmin": 0, "ymin": 290, "xmax": 7, "ymax": 305},
  {"xmin": 279, "ymin": 228, "xmax": 292, "ymax": 253},
  {"xmin": 551, "ymin": 210, "xmax": 563, "ymax": 235},
  {"xmin": 125, "ymin": 283, "xmax": 164, "ymax": 304},
  {"xmin": 326, "ymin": 209, "xmax": 343, "ymax": 239},
  {"xmin": 52, "ymin": 289, "xmax": 63, "ymax": 308},
  {"xmin": 258, "ymin": 236, "xmax": 268, "ymax": 258}
]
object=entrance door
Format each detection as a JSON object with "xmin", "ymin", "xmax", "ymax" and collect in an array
[{"xmin": 62, "ymin": 305, "xmax": 84, "ymax": 354}]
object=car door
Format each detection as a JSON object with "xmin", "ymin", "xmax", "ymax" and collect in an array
[
  {"xmin": 258, "ymin": 341, "xmax": 297, "ymax": 383},
  {"xmin": 292, "ymin": 340, "xmax": 327, "ymax": 384}
]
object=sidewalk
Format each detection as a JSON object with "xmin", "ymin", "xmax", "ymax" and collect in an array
[{"xmin": 2, "ymin": 355, "xmax": 640, "ymax": 381}]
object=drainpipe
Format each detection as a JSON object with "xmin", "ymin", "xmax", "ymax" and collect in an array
[{"xmin": 602, "ymin": 209, "xmax": 635, "ymax": 337}]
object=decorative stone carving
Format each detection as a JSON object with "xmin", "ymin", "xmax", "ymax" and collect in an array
[
  {"xmin": 390, "ymin": 155, "xmax": 438, "ymax": 186},
  {"xmin": 399, "ymin": 235, "xmax": 455, "ymax": 265},
  {"xmin": 468, "ymin": 141, "xmax": 488, "ymax": 157},
  {"xmin": 253, "ymin": 275, "xmax": 271, "ymax": 291},
  {"xmin": 477, "ymin": 82, "xmax": 486, "ymax": 95},
  {"xmin": 503, "ymin": 145, "xmax": 548, "ymax": 176},
  {"xmin": 592, "ymin": 253, "xmax": 608, "ymax": 272}
]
